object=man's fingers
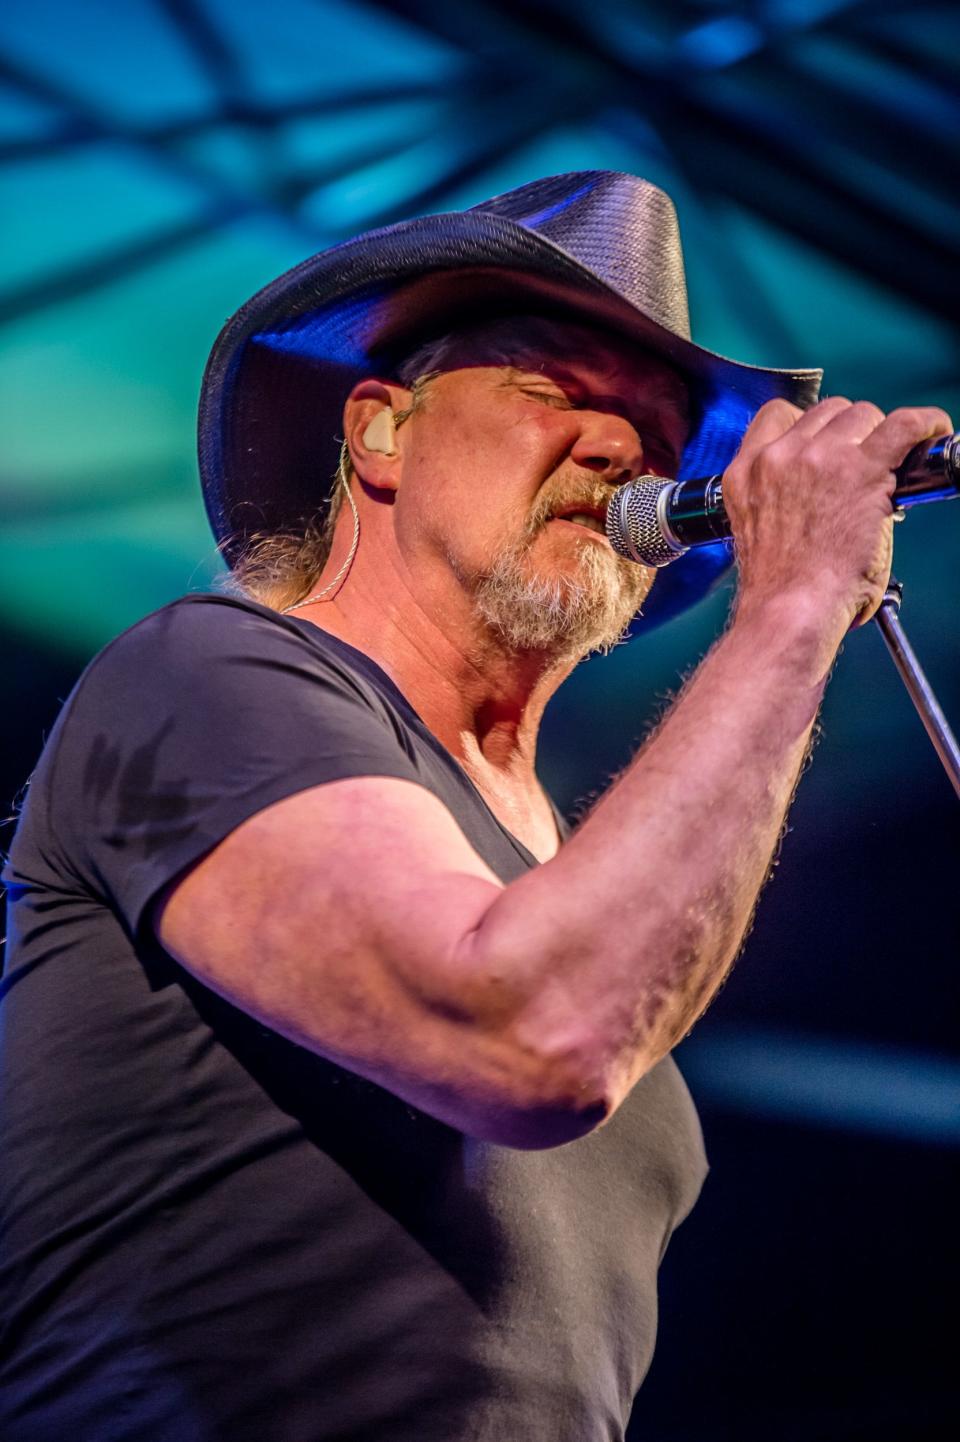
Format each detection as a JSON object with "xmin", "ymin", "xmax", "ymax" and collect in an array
[
  {"xmin": 804, "ymin": 399, "xmax": 885, "ymax": 446},
  {"xmin": 859, "ymin": 406, "xmax": 954, "ymax": 471},
  {"xmin": 736, "ymin": 397, "xmax": 806, "ymax": 458},
  {"xmin": 738, "ymin": 399, "xmax": 954, "ymax": 478},
  {"xmin": 736, "ymin": 395, "xmax": 855, "ymax": 465},
  {"xmin": 778, "ymin": 394, "xmax": 861, "ymax": 441}
]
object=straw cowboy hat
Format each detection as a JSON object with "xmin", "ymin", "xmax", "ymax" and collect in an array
[{"xmin": 198, "ymin": 170, "xmax": 821, "ymax": 626}]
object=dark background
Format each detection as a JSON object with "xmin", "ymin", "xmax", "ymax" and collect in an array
[{"xmin": 2, "ymin": 2, "xmax": 958, "ymax": 1438}]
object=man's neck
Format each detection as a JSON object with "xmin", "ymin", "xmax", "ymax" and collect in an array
[{"xmin": 289, "ymin": 544, "xmax": 576, "ymax": 790}]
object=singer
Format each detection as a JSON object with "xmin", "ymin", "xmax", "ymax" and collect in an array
[{"xmin": 1, "ymin": 172, "xmax": 951, "ymax": 1442}]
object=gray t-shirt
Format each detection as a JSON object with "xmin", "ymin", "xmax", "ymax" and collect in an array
[{"xmin": 1, "ymin": 593, "xmax": 707, "ymax": 1442}]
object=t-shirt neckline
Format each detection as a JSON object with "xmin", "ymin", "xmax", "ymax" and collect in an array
[{"xmin": 267, "ymin": 601, "xmax": 564, "ymax": 867}]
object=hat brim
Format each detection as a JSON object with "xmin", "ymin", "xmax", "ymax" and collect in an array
[{"xmin": 199, "ymin": 209, "xmax": 820, "ymax": 628}]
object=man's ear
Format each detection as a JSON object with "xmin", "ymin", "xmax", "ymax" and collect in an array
[{"xmin": 343, "ymin": 379, "xmax": 413, "ymax": 492}]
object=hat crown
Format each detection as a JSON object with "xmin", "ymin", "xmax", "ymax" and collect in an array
[{"xmin": 470, "ymin": 171, "xmax": 691, "ymax": 341}]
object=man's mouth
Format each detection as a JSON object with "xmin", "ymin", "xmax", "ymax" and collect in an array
[{"xmin": 548, "ymin": 502, "xmax": 609, "ymax": 536}]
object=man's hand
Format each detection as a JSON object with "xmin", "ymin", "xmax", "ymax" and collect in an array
[{"xmin": 724, "ymin": 397, "xmax": 953, "ymax": 644}]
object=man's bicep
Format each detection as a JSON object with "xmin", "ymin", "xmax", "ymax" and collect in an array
[{"xmin": 153, "ymin": 775, "xmax": 517, "ymax": 1116}]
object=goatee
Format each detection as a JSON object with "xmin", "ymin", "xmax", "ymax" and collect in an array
[{"xmin": 472, "ymin": 526, "xmax": 653, "ymax": 659}]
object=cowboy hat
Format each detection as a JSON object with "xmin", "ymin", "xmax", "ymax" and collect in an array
[{"xmin": 198, "ymin": 170, "xmax": 821, "ymax": 627}]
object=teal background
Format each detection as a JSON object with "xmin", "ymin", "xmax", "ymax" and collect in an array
[{"xmin": 2, "ymin": 3, "xmax": 958, "ymax": 1439}]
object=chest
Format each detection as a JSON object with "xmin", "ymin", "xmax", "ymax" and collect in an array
[{"xmin": 466, "ymin": 775, "xmax": 562, "ymax": 863}]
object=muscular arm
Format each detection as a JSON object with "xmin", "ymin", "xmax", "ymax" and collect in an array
[
  {"xmin": 157, "ymin": 398, "xmax": 951, "ymax": 1147},
  {"xmin": 478, "ymin": 591, "xmax": 824, "ymax": 1117}
]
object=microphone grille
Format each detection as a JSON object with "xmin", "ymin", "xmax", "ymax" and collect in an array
[{"xmin": 606, "ymin": 477, "xmax": 683, "ymax": 567}]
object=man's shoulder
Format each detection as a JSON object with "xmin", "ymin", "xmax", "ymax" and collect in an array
[
  {"xmin": 98, "ymin": 590, "xmax": 302, "ymax": 659},
  {"xmin": 80, "ymin": 591, "xmax": 372, "ymax": 692},
  {"xmin": 8, "ymin": 592, "xmax": 420, "ymax": 876},
  {"xmin": 34, "ymin": 592, "xmax": 400, "ymax": 791}
]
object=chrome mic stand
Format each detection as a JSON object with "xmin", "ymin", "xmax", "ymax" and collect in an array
[{"xmin": 874, "ymin": 577, "xmax": 960, "ymax": 801}]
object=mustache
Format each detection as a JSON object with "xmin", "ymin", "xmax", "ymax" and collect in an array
[{"xmin": 524, "ymin": 476, "xmax": 617, "ymax": 535}]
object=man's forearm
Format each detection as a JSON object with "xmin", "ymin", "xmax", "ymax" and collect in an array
[{"xmin": 461, "ymin": 595, "xmax": 834, "ymax": 1112}]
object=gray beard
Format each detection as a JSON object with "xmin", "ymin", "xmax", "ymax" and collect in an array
[{"xmin": 472, "ymin": 530, "xmax": 653, "ymax": 660}]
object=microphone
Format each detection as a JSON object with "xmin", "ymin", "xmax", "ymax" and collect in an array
[{"xmin": 606, "ymin": 432, "xmax": 960, "ymax": 568}]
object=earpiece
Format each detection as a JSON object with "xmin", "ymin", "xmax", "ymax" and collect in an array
[{"xmin": 361, "ymin": 408, "xmax": 397, "ymax": 456}]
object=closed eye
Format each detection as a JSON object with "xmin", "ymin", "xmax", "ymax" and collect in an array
[
  {"xmin": 521, "ymin": 384, "xmax": 680, "ymax": 467},
  {"xmin": 522, "ymin": 386, "xmax": 573, "ymax": 408}
]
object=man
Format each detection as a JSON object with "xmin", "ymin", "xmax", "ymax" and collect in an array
[{"xmin": 1, "ymin": 172, "xmax": 950, "ymax": 1440}]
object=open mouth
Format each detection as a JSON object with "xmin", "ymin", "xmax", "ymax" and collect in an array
[{"xmin": 549, "ymin": 504, "xmax": 608, "ymax": 536}]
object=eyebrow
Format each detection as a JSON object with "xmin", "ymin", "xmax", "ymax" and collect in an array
[
  {"xmin": 505, "ymin": 366, "xmax": 688, "ymax": 440},
  {"xmin": 510, "ymin": 362, "xmax": 687, "ymax": 412}
]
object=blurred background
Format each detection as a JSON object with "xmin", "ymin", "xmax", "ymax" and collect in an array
[{"xmin": 1, "ymin": 1, "xmax": 958, "ymax": 1437}]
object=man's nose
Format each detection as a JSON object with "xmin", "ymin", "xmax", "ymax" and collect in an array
[{"xmin": 569, "ymin": 412, "xmax": 645, "ymax": 484}]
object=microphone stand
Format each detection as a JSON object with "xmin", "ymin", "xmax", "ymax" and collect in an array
[{"xmin": 874, "ymin": 577, "xmax": 960, "ymax": 801}]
